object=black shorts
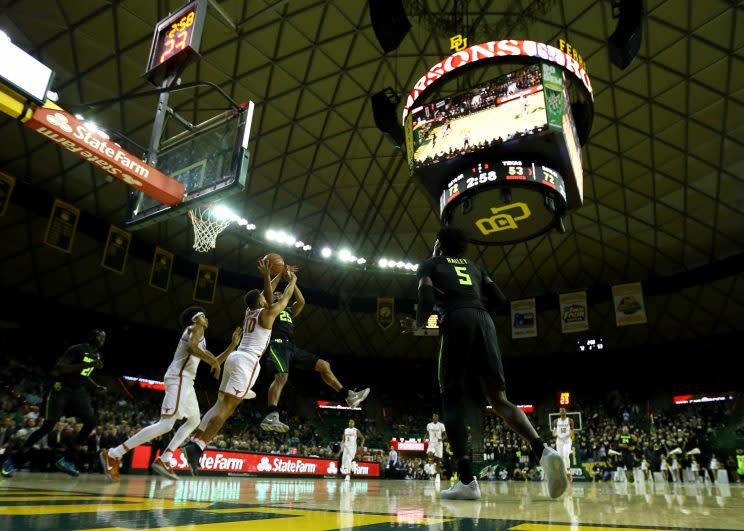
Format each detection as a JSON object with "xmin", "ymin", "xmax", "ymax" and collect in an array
[
  {"xmin": 266, "ymin": 339, "xmax": 318, "ymax": 373},
  {"xmin": 438, "ymin": 308, "xmax": 505, "ymax": 394},
  {"xmin": 43, "ymin": 388, "xmax": 96, "ymax": 423}
]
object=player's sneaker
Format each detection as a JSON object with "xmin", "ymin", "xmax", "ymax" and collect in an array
[
  {"xmin": 345, "ymin": 388, "xmax": 370, "ymax": 408},
  {"xmin": 260, "ymin": 411, "xmax": 289, "ymax": 433},
  {"xmin": 99, "ymin": 450, "xmax": 120, "ymax": 481},
  {"xmin": 686, "ymin": 447, "xmax": 701, "ymax": 456},
  {"xmin": 608, "ymin": 449, "xmax": 622, "ymax": 456},
  {"xmin": 440, "ymin": 479, "xmax": 481, "ymax": 500},
  {"xmin": 540, "ymin": 447, "xmax": 568, "ymax": 498},
  {"xmin": 180, "ymin": 441, "xmax": 202, "ymax": 476},
  {"xmin": 151, "ymin": 457, "xmax": 179, "ymax": 480},
  {"xmin": 1, "ymin": 457, "xmax": 15, "ymax": 478},
  {"xmin": 245, "ymin": 390, "xmax": 256, "ymax": 400},
  {"xmin": 55, "ymin": 457, "xmax": 80, "ymax": 477}
]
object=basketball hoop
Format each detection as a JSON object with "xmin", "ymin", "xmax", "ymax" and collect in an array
[{"xmin": 187, "ymin": 205, "xmax": 234, "ymax": 252}]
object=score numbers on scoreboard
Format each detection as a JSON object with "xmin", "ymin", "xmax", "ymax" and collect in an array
[{"xmin": 145, "ymin": 0, "xmax": 207, "ymax": 86}]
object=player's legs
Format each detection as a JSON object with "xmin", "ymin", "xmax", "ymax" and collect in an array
[
  {"xmin": 163, "ymin": 386, "xmax": 201, "ymax": 456},
  {"xmin": 341, "ymin": 446, "xmax": 355, "ymax": 476},
  {"xmin": 262, "ymin": 342, "xmax": 292, "ymax": 432},
  {"xmin": 192, "ymin": 392, "xmax": 241, "ymax": 446},
  {"xmin": 267, "ymin": 372, "xmax": 289, "ymax": 409}
]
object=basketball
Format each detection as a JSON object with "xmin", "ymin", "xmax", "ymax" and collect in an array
[{"xmin": 263, "ymin": 253, "xmax": 285, "ymax": 276}]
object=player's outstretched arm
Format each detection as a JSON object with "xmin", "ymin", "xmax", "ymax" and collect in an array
[
  {"xmin": 259, "ymin": 272, "xmax": 297, "ymax": 329},
  {"xmin": 482, "ymin": 273, "xmax": 508, "ymax": 311},
  {"xmin": 288, "ymin": 269, "xmax": 305, "ymax": 317},
  {"xmin": 258, "ymin": 258, "xmax": 274, "ymax": 305},
  {"xmin": 186, "ymin": 323, "xmax": 220, "ymax": 374},
  {"xmin": 216, "ymin": 326, "xmax": 242, "ymax": 365}
]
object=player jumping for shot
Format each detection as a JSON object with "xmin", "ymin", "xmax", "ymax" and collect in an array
[
  {"xmin": 259, "ymin": 269, "xmax": 369, "ymax": 433},
  {"xmin": 179, "ymin": 260, "xmax": 297, "ymax": 473}
]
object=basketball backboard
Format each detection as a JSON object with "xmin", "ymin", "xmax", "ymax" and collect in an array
[{"xmin": 125, "ymin": 101, "xmax": 254, "ymax": 228}]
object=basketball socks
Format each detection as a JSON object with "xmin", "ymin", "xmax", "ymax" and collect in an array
[
  {"xmin": 160, "ymin": 450, "xmax": 173, "ymax": 463},
  {"xmin": 457, "ymin": 457, "xmax": 474, "ymax": 484},
  {"xmin": 193, "ymin": 438, "xmax": 207, "ymax": 450},
  {"xmin": 108, "ymin": 446, "xmax": 126, "ymax": 459},
  {"xmin": 530, "ymin": 437, "xmax": 546, "ymax": 460}
]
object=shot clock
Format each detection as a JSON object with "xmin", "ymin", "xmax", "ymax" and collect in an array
[{"xmin": 145, "ymin": 0, "xmax": 208, "ymax": 86}]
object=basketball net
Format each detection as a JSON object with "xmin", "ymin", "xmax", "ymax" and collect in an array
[{"xmin": 187, "ymin": 205, "xmax": 233, "ymax": 252}]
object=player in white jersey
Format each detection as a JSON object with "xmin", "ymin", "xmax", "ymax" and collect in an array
[
  {"xmin": 100, "ymin": 307, "xmax": 241, "ymax": 480},
  {"xmin": 340, "ymin": 419, "xmax": 365, "ymax": 481},
  {"xmin": 426, "ymin": 413, "xmax": 446, "ymax": 480},
  {"xmin": 553, "ymin": 408, "xmax": 574, "ymax": 481},
  {"xmin": 180, "ymin": 259, "xmax": 298, "ymax": 474}
]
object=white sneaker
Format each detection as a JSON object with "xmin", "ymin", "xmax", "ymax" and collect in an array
[
  {"xmin": 346, "ymin": 388, "xmax": 370, "ymax": 408},
  {"xmin": 260, "ymin": 411, "xmax": 289, "ymax": 432},
  {"xmin": 540, "ymin": 447, "xmax": 568, "ymax": 498},
  {"xmin": 440, "ymin": 479, "xmax": 480, "ymax": 500},
  {"xmin": 245, "ymin": 390, "xmax": 256, "ymax": 400}
]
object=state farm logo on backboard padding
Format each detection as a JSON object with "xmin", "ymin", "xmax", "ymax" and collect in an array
[{"xmin": 46, "ymin": 112, "xmax": 72, "ymax": 132}]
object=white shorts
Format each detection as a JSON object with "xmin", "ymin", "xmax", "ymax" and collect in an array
[
  {"xmin": 161, "ymin": 376, "xmax": 199, "ymax": 419},
  {"xmin": 219, "ymin": 350, "xmax": 260, "ymax": 399},
  {"xmin": 556, "ymin": 438, "xmax": 572, "ymax": 469},
  {"xmin": 341, "ymin": 446, "xmax": 356, "ymax": 473},
  {"xmin": 427, "ymin": 441, "xmax": 443, "ymax": 459}
]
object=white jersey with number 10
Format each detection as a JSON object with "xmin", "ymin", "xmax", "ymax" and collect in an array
[{"xmin": 237, "ymin": 308, "xmax": 271, "ymax": 357}]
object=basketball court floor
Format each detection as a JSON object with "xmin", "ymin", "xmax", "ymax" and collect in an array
[{"xmin": 2, "ymin": 474, "xmax": 742, "ymax": 530}]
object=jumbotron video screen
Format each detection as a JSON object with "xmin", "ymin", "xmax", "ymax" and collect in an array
[{"xmin": 407, "ymin": 64, "xmax": 548, "ymax": 171}]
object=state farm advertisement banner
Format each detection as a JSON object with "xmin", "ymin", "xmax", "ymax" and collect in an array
[
  {"xmin": 130, "ymin": 445, "xmax": 380, "ymax": 477},
  {"xmin": 24, "ymin": 104, "xmax": 184, "ymax": 205}
]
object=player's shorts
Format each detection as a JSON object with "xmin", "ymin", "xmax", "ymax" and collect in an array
[
  {"xmin": 265, "ymin": 339, "xmax": 318, "ymax": 373},
  {"xmin": 43, "ymin": 388, "xmax": 96, "ymax": 423},
  {"xmin": 219, "ymin": 349, "xmax": 260, "ymax": 399},
  {"xmin": 427, "ymin": 441, "xmax": 443, "ymax": 459},
  {"xmin": 161, "ymin": 376, "xmax": 199, "ymax": 419},
  {"xmin": 438, "ymin": 308, "xmax": 505, "ymax": 393}
]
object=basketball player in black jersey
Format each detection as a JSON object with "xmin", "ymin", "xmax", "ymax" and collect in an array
[
  {"xmin": 402, "ymin": 226, "xmax": 567, "ymax": 500},
  {"xmin": 2, "ymin": 329, "xmax": 107, "ymax": 478},
  {"xmin": 259, "ymin": 270, "xmax": 370, "ymax": 432}
]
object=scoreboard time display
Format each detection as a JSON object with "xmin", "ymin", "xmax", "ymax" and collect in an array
[{"xmin": 145, "ymin": 0, "xmax": 207, "ymax": 86}]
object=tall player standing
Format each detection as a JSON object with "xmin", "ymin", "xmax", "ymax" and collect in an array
[
  {"xmin": 259, "ymin": 270, "xmax": 370, "ymax": 433},
  {"xmin": 402, "ymin": 226, "xmax": 567, "ymax": 500},
  {"xmin": 553, "ymin": 408, "xmax": 574, "ymax": 482},
  {"xmin": 180, "ymin": 259, "xmax": 297, "ymax": 473},
  {"xmin": 426, "ymin": 413, "xmax": 446, "ymax": 481},
  {"xmin": 100, "ymin": 307, "xmax": 241, "ymax": 480},
  {"xmin": 340, "ymin": 419, "xmax": 365, "ymax": 482}
]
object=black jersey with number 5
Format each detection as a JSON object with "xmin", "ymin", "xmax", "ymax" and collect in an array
[
  {"xmin": 271, "ymin": 307, "xmax": 295, "ymax": 342},
  {"xmin": 416, "ymin": 256, "xmax": 487, "ymax": 317}
]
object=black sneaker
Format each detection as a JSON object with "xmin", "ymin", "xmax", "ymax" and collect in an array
[{"xmin": 180, "ymin": 442, "xmax": 202, "ymax": 476}]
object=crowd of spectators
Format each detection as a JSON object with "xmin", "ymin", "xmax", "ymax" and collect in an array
[{"xmin": 1, "ymin": 352, "xmax": 740, "ymax": 483}]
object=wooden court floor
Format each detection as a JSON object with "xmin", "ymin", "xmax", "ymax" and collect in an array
[{"xmin": 1, "ymin": 473, "xmax": 742, "ymax": 530}]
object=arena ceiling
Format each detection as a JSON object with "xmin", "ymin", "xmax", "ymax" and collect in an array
[{"xmin": 1, "ymin": 0, "xmax": 743, "ymax": 360}]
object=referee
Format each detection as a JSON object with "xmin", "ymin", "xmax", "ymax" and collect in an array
[
  {"xmin": 2, "ymin": 329, "xmax": 107, "ymax": 477},
  {"xmin": 402, "ymin": 226, "xmax": 567, "ymax": 500}
]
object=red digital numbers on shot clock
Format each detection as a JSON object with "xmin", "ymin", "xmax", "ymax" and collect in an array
[{"xmin": 156, "ymin": 9, "xmax": 195, "ymax": 66}]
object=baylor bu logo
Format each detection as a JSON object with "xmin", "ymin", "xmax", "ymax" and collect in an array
[{"xmin": 475, "ymin": 202, "xmax": 531, "ymax": 235}]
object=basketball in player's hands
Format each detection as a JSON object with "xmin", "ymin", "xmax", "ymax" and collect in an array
[{"xmin": 263, "ymin": 253, "xmax": 285, "ymax": 276}]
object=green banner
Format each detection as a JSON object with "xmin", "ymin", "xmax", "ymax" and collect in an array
[
  {"xmin": 43, "ymin": 198, "xmax": 80, "ymax": 253},
  {"xmin": 193, "ymin": 264, "xmax": 219, "ymax": 304},
  {"xmin": 101, "ymin": 225, "xmax": 131, "ymax": 274},
  {"xmin": 542, "ymin": 62, "xmax": 564, "ymax": 133}
]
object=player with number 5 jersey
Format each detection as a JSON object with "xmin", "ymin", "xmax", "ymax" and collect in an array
[{"xmin": 402, "ymin": 226, "xmax": 567, "ymax": 501}]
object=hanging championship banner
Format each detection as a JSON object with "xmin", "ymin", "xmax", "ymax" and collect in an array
[
  {"xmin": 0, "ymin": 171, "xmax": 15, "ymax": 216},
  {"xmin": 149, "ymin": 247, "xmax": 173, "ymax": 292},
  {"xmin": 511, "ymin": 298, "xmax": 537, "ymax": 338},
  {"xmin": 559, "ymin": 291, "xmax": 589, "ymax": 333},
  {"xmin": 612, "ymin": 282, "xmax": 647, "ymax": 326},
  {"xmin": 100, "ymin": 225, "xmax": 131, "ymax": 274},
  {"xmin": 377, "ymin": 297, "xmax": 395, "ymax": 330},
  {"xmin": 43, "ymin": 198, "xmax": 79, "ymax": 253},
  {"xmin": 193, "ymin": 264, "xmax": 219, "ymax": 304}
]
